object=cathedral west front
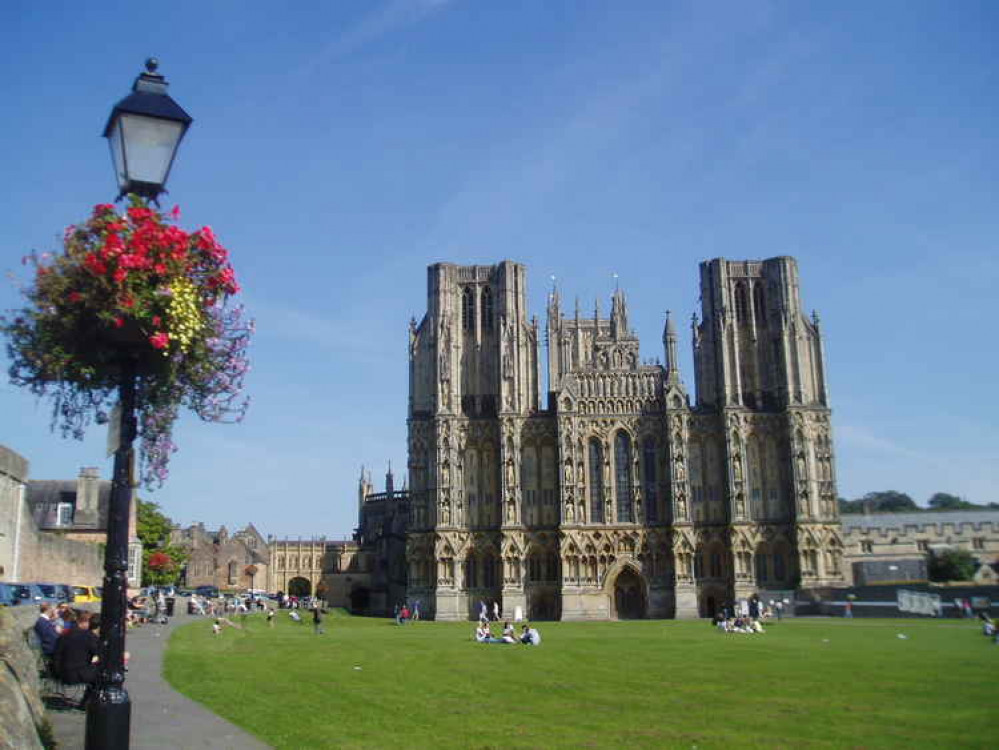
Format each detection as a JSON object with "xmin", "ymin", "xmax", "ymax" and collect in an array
[{"xmin": 405, "ymin": 257, "xmax": 845, "ymax": 620}]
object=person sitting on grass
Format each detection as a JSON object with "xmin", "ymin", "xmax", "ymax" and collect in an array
[
  {"xmin": 475, "ymin": 622, "xmax": 492, "ymax": 642},
  {"xmin": 289, "ymin": 610, "xmax": 302, "ymax": 623},
  {"xmin": 520, "ymin": 624, "xmax": 541, "ymax": 646},
  {"xmin": 502, "ymin": 621, "xmax": 517, "ymax": 643}
]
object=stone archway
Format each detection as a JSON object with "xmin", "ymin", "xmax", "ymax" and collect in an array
[
  {"xmin": 350, "ymin": 586, "xmax": 371, "ymax": 613},
  {"xmin": 612, "ymin": 567, "xmax": 646, "ymax": 620},
  {"xmin": 287, "ymin": 576, "xmax": 311, "ymax": 597}
]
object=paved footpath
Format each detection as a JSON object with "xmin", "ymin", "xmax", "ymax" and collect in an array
[{"xmin": 48, "ymin": 602, "xmax": 271, "ymax": 749}]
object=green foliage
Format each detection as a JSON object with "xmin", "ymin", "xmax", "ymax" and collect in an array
[
  {"xmin": 164, "ymin": 615, "xmax": 995, "ymax": 750},
  {"xmin": 840, "ymin": 490, "xmax": 918, "ymax": 514},
  {"xmin": 928, "ymin": 548, "xmax": 978, "ymax": 582},
  {"xmin": 136, "ymin": 498, "xmax": 187, "ymax": 586},
  {"xmin": 840, "ymin": 490, "xmax": 999, "ymax": 514}
]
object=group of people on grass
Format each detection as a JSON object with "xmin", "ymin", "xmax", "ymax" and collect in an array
[
  {"xmin": 711, "ymin": 596, "xmax": 774, "ymax": 634},
  {"xmin": 475, "ymin": 620, "xmax": 541, "ymax": 645}
]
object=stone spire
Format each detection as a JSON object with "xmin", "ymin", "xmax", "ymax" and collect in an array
[
  {"xmin": 610, "ymin": 287, "xmax": 628, "ymax": 339},
  {"xmin": 663, "ymin": 310, "xmax": 681, "ymax": 385}
]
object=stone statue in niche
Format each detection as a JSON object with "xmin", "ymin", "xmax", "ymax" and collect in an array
[
  {"xmin": 502, "ymin": 317, "xmax": 515, "ymax": 379},
  {"xmin": 565, "ymin": 502, "xmax": 575, "ymax": 522},
  {"xmin": 733, "ymin": 453, "xmax": 743, "ymax": 482}
]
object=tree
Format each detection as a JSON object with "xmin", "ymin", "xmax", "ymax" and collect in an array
[
  {"xmin": 927, "ymin": 548, "xmax": 977, "ymax": 582},
  {"xmin": 839, "ymin": 491, "xmax": 918, "ymax": 514},
  {"xmin": 136, "ymin": 499, "xmax": 187, "ymax": 586}
]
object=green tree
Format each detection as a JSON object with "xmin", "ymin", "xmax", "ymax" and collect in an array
[
  {"xmin": 136, "ymin": 499, "xmax": 187, "ymax": 586},
  {"xmin": 927, "ymin": 548, "xmax": 977, "ymax": 582}
]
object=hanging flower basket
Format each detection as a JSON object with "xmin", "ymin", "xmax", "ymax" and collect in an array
[{"xmin": 1, "ymin": 198, "xmax": 253, "ymax": 488}]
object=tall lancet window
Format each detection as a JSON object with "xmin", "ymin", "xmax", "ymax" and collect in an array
[
  {"xmin": 461, "ymin": 286, "xmax": 474, "ymax": 332},
  {"xmin": 588, "ymin": 438, "xmax": 604, "ymax": 523},
  {"xmin": 753, "ymin": 283, "xmax": 766, "ymax": 326},
  {"xmin": 642, "ymin": 437, "xmax": 657, "ymax": 522},
  {"xmin": 482, "ymin": 286, "xmax": 494, "ymax": 332},
  {"xmin": 734, "ymin": 282, "xmax": 749, "ymax": 323},
  {"xmin": 615, "ymin": 431, "xmax": 634, "ymax": 522}
]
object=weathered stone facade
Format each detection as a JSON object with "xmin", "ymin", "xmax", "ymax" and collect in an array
[
  {"xmin": 405, "ymin": 258, "xmax": 845, "ymax": 620},
  {"xmin": 171, "ymin": 522, "xmax": 269, "ymax": 591},
  {"xmin": 842, "ymin": 511, "xmax": 999, "ymax": 585},
  {"xmin": 1, "ymin": 446, "xmax": 123, "ymax": 589}
]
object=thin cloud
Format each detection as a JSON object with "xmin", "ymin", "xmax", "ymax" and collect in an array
[{"xmin": 299, "ymin": 0, "xmax": 455, "ymax": 75}]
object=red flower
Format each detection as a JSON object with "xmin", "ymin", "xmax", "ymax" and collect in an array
[
  {"xmin": 152, "ymin": 316, "xmax": 162, "ymax": 327},
  {"xmin": 170, "ymin": 205, "xmax": 181, "ymax": 220},
  {"xmin": 113, "ymin": 268, "xmax": 128, "ymax": 284},
  {"xmin": 149, "ymin": 331, "xmax": 170, "ymax": 349},
  {"xmin": 121, "ymin": 296, "xmax": 134, "ymax": 309},
  {"xmin": 68, "ymin": 292, "xmax": 83, "ymax": 303},
  {"xmin": 113, "ymin": 317, "xmax": 125, "ymax": 328},
  {"xmin": 154, "ymin": 263, "xmax": 168, "ymax": 276}
]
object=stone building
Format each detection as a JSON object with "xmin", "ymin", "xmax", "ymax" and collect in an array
[
  {"xmin": 405, "ymin": 258, "xmax": 844, "ymax": 620},
  {"xmin": 171, "ymin": 522, "xmax": 269, "ymax": 591},
  {"xmin": 842, "ymin": 510, "xmax": 999, "ymax": 585},
  {"xmin": 0, "ymin": 446, "xmax": 126, "ymax": 588},
  {"xmin": 267, "ymin": 537, "xmax": 335, "ymax": 597}
]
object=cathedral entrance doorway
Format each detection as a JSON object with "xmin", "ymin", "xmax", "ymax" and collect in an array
[
  {"xmin": 287, "ymin": 576, "xmax": 311, "ymax": 598},
  {"xmin": 612, "ymin": 568, "xmax": 646, "ymax": 619},
  {"xmin": 350, "ymin": 586, "xmax": 371, "ymax": 613}
]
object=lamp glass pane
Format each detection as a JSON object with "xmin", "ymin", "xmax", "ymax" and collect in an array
[
  {"xmin": 108, "ymin": 119, "xmax": 127, "ymax": 190},
  {"xmin": 120, "ymin": 113, "xmax": 184, "ymax": 186}
]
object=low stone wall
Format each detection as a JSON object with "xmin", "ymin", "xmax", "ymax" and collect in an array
[{"xmin": 0, "ymin": 606, "xmax": 48, "ymax": 750}]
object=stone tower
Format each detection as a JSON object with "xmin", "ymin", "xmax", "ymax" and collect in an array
[
  {"xmin": 691, "ymin": 257, "xmax": 842, "ymax": 611},
  {"xmin": 407, "ymin": 261, "xmax": 542, "ymax": 620}
]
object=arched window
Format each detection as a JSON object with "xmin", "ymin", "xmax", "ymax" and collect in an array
[
  {"xmin": 588, "ymin": 439, "xmax": 604, "ymax": 523},
  {"xmin": 615, "ymin": 432, "xmax": 634, "ymax": 523},
  {"xmin": 462, "ymin": 286, "xmax": 474, "ymax": 332},
  {"xmin": 734, "ymin": 282, "xmax": 749, "ymax": 323},
  {"xmin": 753, "ymin": 283, "xmax": 766, "ymax": 326},
  {"xmin": 482, "ymin": 286, "xmax": 494, "ymax": 332},
  {"xmin": 642, "ymin": 437, "xmax": 657, "ymax": 522}
]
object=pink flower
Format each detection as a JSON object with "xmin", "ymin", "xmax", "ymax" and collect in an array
[
  {"xmin": 170, "ymin": 205, "xmax": 181, "ymax": 220},
  {"xmin": 113, "ymin": 317, "xmax": 125, "ymax": 328},
  {"xmin": 149, "ymin": 331, "xmax": 170, "ymax": 350}
]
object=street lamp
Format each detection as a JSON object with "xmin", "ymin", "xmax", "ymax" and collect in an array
[
  {"xmin": 86, "ymin": 59, "xmax": 192, "ymax": 750},
  {"xmin": 102, "ymin": 58, "xmax": 192, "ymax": 202}
]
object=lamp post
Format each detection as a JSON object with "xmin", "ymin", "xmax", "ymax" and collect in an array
[{"xmin": 86, "ymin": 58, "xmax": 192, "ymax": 750}]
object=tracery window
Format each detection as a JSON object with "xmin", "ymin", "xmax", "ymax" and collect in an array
[
  {"xmin": 753, "ymin": 283, "xmax": 766, "ymax": 326},
  {"xmin": 773, "ymin": 552, "xmax": 786, "ymax": 581},
  {"xmin": 615, "ymin": 431, "xmax": 634, "ymax": 523},
  {"xmin": 462, "ymin": 286, "xmax": 474, "ymax": 332},
  {"xmin": 734, "ymin": 282, "xmax": 749, "ymax": 323},
  {"xmin": 588, "ymin": 439, "xmax": 604, "ymax": 523},
  {"xmin": 482, "ymin": 286, "xmax": 494, "ymax": 332},
  {"xmin": 642, "ymin": 437, "xmax": 657, "ymax": 522},
  {"xmin": 755, "ymin": 552, "xmax": 768, "ymax": 583}
]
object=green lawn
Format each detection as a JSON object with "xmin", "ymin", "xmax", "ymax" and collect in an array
[{"xmin": 163, "ymin": 611, "xmax": 994, "ymax": 749}]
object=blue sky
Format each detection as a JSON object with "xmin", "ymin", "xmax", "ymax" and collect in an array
[{"xmin": 1, "ymin": 1, "xmax": 997, "ymax": 538}]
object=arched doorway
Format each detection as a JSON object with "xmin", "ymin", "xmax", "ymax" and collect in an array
[
  {"xmin": 612, "ymin": 568, "xmax": 646, "ymax": 619},
  {"xmin": 287, "ymin": 576, "xmax": 311, "ymax": 598},
  {"xmin": 350, "ymin": 586, "xmax": 371, "ymax": 613}
]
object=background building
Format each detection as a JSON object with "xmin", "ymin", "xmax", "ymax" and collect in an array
[
  {"xmin": 171, "ymin": 522, "xmax": 269, "ymax": 591},
  {"xmin": 405, "ymin": 258, "xmax": 844, "ymax": 620}
]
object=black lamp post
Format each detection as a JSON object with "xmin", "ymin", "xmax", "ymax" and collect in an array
[{"xmin": 86, "ymin": 58, "xmax": 192, "ymax": 750}]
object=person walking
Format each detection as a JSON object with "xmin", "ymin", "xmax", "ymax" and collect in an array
[
  {"xmin": 267, "ymin": 608, "xmax": 275, "ymax": 628},
  {"xmin": 312, "ymin": 605, "xmax": 324, "ymax": 635}
]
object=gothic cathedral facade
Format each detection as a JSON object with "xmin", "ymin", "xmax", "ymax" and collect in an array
[{"xmin": 406, "ymin": 258, "xmax": 844, "ymax": 620}]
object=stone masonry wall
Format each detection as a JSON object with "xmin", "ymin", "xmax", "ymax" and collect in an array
[{"xmin": 0, "ymin": 606, "xmax": 48, "ymax": 750}]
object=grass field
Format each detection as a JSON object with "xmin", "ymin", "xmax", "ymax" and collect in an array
[{"xmin": 163, "ymin": 611, "xmax": 994, "ymax": 749}]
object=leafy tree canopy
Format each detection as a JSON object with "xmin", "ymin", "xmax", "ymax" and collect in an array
[
  {"xmin": 927, "ymin": 548, "xmax": 978, "ymax": 582},
  {"xmin": 839, "ymin": 491, "xmax": 999, "ymax": 514},
  {"xmin": 136, "ymin": 498, "xmax": 187, "ymax": 586}
]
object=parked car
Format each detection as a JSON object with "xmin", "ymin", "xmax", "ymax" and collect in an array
[
  {"xmin": 72, "ymin": 585, "xmax": 102, "ymax": 603},
  {"xmin": 0, "ymin": 582, "xmax": 24, "ymax": 607},
  {"xmin": 194, "ymin": 585, "xmax": 220, "ymax": 599},
  {"xmin": 12, "ymin": 583, "xmax": 57, "ymax": 605},
  {"xmin": 54, "ymin": 584, "xmax": 75, "ymax": 603}
]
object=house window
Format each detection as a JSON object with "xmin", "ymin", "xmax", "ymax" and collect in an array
[
  {"xmin": 56, "ymin": 502, "xmax": 74, "ymax": 527},
  {"xmin": 917, "ymin": 540, "xmax": 929, "ymax": 552},
  {"xmin": 973, "ymin": 538, "xmax": 985, "ymax": 551},
  {"xmin": 860, "ymin": 540, "xmax": 873, "ymax": 554}
]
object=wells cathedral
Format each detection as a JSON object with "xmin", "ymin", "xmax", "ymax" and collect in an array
[{"xmin": 405, "ymin": 257, "xmax": 844, "ymax": 620}]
